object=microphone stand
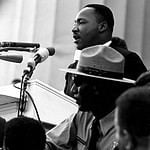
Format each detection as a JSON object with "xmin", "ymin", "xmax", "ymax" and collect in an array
[
  {"xmin": 17, "ymin": 66, "xmax": 34, "ymax": 117},
  {"xmin": 0, "ymin": 46, "xmax": 39, "ymax": 117}
]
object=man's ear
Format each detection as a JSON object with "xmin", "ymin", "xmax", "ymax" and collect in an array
[
  {"xmin": 98, "ymin": 21, "xmax": 108, "ymax": 32},
  {"xmin": 122, "ymin": 129, "xmax": 132, "ymax": 150}
]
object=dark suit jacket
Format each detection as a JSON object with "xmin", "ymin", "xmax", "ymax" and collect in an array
[
  {"xmin": 64, "ymin": 44, "xmax": 147, "ymax": 96},
  {"xmin": 110, "ymin": 44, "xmax": 147, "ymax": 80},
  {"xmin": 0, "ymin": 117, "xmax": 6, "ymax": 148}
]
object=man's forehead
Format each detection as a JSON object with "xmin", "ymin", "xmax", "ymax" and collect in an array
[{"xmin": 74, "ymin": 7, "xmax": 96, "ymax": 21}]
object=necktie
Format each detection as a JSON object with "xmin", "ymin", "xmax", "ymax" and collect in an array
[{"xmin": 88, "ymin": 119, "xmax": 103, "ymax": 150}]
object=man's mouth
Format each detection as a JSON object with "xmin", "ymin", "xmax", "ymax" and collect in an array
[
  {"xmin": 73, "ymin": 35, "xmax": 80, "ymax": 43},
  {"xmin": 74, "ymin": 39, "xmax": 80, "ymax": 44}
]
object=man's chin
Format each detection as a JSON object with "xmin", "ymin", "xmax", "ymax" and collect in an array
[
  {"xmin": 75, "ymin": 43, "xmax": 84, "ymax": 50},
  {"xmin": 78, "ymin": 105, "xmax": 90, "ymax": 112}
]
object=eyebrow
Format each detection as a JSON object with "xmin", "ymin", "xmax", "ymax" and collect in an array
[{"xmin": 74, "ymin": 17, "xmax": 87, "ymax": 22}]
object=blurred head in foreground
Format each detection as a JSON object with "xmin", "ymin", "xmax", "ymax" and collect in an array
[
  {"xmin": 4, "ymin": 116, "xmax": 46, "ymax": 150},
  {"xmin": 115, "ymin": 86, "xmax": 150, "ymax": 150}
]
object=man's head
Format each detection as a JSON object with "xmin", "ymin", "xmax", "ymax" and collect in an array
[
  {"xmin": 4, "ymin": 117, "xmax": 46, "ymax": 150},
  {"xmin": 136, "ymin": 71, "xmax": 150, "ymax": 86},
  {"xmin": 115, "ymin": 87, "xmax": 150, "ymax": 150},
  {"xmin": 111, "ymin": 36, "xmax": 128, "ymax": 49},
  {"xmin": 72, "ymin": 4, "xmax": 114, "ymax": 50},
  {"xmin": 62, "ymin": 45, "xmax": 134, "ymax": 118}
]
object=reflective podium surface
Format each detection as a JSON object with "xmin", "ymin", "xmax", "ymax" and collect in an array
[{"xmin": 0, "ymin": 79, "xmax": 78, "ymax": 126}]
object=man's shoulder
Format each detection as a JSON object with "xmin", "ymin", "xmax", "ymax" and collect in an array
[
  {"xmin": 97, "ymin": 123, "xmax": 118, "ymax": 150},
  {"xmin": 111, "ymin": 45, "xmax": 140, "ymax": 58},
  {"xmin": 112, "ymin": 46, "xmax": 131, "ymax": 56}
]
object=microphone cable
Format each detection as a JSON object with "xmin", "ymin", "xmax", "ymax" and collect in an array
[
  {"xmin": 17, "ymin": 73, "xmax": 27, "ymax": 117},
  {"xmin": 15, "ymin": 78, "xmax": 41, "ymax": 123},
  {"xmin": 17, "ymin": 71, "xmax": 41, "ymax": 123}
]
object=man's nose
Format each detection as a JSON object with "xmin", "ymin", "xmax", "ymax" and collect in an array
[{"xmin": 72, "ymin": 24, "xmax": 78, "ymax": 33}]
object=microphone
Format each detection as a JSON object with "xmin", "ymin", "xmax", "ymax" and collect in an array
[
  {"xmin": 0, "ymin": 42, "xmax": 40, "ymax": 48},
  {"xmin": 27, "ymin": 47, "xmax": 55, "ymax": 69},
  {"xmin": 0, "ymin": 53, "xmax": 23, "ymax": 63}
]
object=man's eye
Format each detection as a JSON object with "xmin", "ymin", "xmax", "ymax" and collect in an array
[{"xmin": 79, "ymin": 21, "xmax": 86, "ymax": 24}]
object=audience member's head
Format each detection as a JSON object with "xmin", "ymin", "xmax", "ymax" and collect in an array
[
  {"xmin": 62, "ymin": 45, "xmax": 134, "ymax": 119},
  {"xmin": 135, "ymin": 71, "xmax": 150, "ymax": 86},
  {"xmin": 4, "ymin": 116, "xmax": 46, "ymax": 150},
  {"xmin": 115, "ymin": 86, "xmax": 150, "ymax": 150},
  {"xmin": 111, "ymin": 36, "xmax": 128, "ymax": 49}
]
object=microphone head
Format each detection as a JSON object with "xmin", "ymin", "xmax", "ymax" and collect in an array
[
  {"xmin": 27, "ymin": 58, "xmax": 36, "ymax": 69},
  {"xmin": 0, "ymin": 54, "xmax": 23, "ymax": 63},
  {"xmin": 47, "ymin": 47, "xmax": 55, "ymax": 56},
  {"xmin": 0, "ymin": 42, "xmax": 40, "ymax": 48}
]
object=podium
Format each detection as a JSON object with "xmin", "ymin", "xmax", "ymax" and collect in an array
[
  {"xmin": 0, "ymin": 83, "xmax": 20, "ymax": 120},
  {"xmin": 0, "ymin": 80, "xmax": 78, "ymax": 126},
  {"xmin": 25, "ymin": 79, "xmax": 78, "ymax": 125}
]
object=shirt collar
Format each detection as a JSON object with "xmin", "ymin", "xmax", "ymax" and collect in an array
[
  {"xmin": 99, "ymin": 110, "xmax": 115, "ymax": 135},
  {"xmin": 103, "ymin": 40, "xmax": 112, "ymax": 47},
  {"xmin": 74, "ymin": 50, "xmax": 81, "ymax": 61},
  {"xmin": 73, "ymin": 41, "xmax": 112, "ymax": 61}
]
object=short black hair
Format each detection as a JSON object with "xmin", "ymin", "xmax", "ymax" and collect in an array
[
  {"xmin": 84, "ymin": 4, "xmax": 114, "ymax": 32},
  {"xmin": 4, "ymin": 116, "xmax": 46, "ymax": 150},
  {"xmin": 111, "ymin": 36, "xmax": 128, "ymax": 49},
  {"xmin": 116, "ymin": 87, "xmax": 150, "ymax": 137}
]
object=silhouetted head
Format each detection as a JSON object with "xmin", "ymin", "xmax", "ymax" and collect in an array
[
  {"xmin": 136, "ymin": 71, "xmax": 150, "ymax": 86},
  {"xmin": 4, "ymin": 116, "xmax": 46, "ymax": 150},
  {"xmin": 115, "ymin": 87, "xmax": 150, "ymax": 150}
]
